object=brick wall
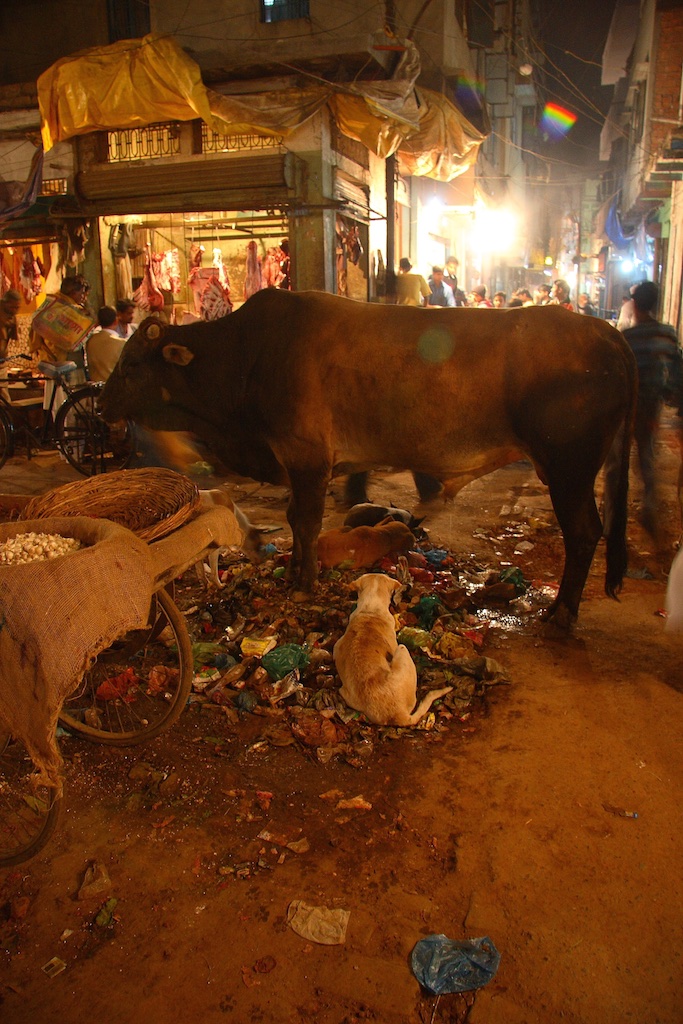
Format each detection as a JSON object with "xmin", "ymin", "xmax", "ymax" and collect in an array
[{"xmin": 651, "ymin": 8, "xmax": 683, "ymax": 154}]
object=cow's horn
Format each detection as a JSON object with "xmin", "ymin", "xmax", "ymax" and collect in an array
[{"xmin": 162, "ymin": 343, "xmax": 195, "ymax": 366}]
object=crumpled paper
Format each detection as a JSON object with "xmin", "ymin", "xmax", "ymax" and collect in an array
[{"xmin": 286, "ymin": 900, "xmax": 350, "ymax": 945}]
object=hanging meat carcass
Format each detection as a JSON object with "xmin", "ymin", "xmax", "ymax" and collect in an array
[
  {"xmin": 156, "ymin": 249, "xmax": 181, "ymax": 294},
  {"xmin": 244, "ymin": 240, "xmax": 262, "ymax": 298},
  {"xmin": 262, "ymin": 240, "xmax": 291, "ymax": 290},
  {"xmin": 186, "ymin": 243, "xmax": 232, "ymax": 319},
  {"xmin": 133, "ymin": 245, "xmax": 164, "ymax": 312},
  {"xmin": 212, "ymin": 247, "xmax": 229, "ymax": 289},
  {"xmin": 0, "ymin": 249, "xmax": 12, "ymax": 294},
  {"xmin": 189, "ymin": 242, "xmax": 204, "ymax": 269},
  {"xmin": 188, "ymin": 266, "xmax": 213, "ymax": 315},
  {"xmin": 19, "ymin": 247, "xmax": 42, "ymax": 302},
  {"xmin": 199, "ymin": 275, "xmax": 232, "ymax": 320},
  {"xmin": 346, "ymin": 226, "xmax": 363, "ymax": 266}
]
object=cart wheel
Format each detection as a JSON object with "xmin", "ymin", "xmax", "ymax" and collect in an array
[
  {"xmin": 0, "ymin": 733, "xmax": 62, "ymax": 866},
  {"xmin": 59, "ymin": 589, "xmax": 193, "ymax": 745},
  {"xmin": 54, "ymin": 384, "xmax": 134, "ymax": 477}
]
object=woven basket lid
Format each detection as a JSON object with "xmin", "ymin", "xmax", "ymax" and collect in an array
[{"xmin": 21, "ymin": 468, "xmax": 202, "ymax": 542}]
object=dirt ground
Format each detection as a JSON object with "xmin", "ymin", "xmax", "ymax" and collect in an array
[{"xmin": 1, "ymin": 429, "xmax": 682, "ymax": 1024}]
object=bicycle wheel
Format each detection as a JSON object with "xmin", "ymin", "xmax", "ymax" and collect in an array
[
  {"xmin": 0, "ymin": 732, "xmax": 62, "ymax": 866},
  {"xmin": 0, "ymin": 407, "xmax": 14, "ymax": 471},
  {"xmin": 59, "ymin": 589, "xmax": 193, "ymax": 745},
  {"xmin": 54, "ymin": 384, "xmax": 134, "ymax": 477}
]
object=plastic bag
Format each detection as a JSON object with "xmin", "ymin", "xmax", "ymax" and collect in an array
[
  {"xmin": 408, "ymin": 594, "xmax": 444, "ymax": 629},
  {"xmin": 396, "ymin": 626, "xmax": 433, "ymax": 650},
  {"xmin": 411, "ymin": 934, "xmax": 500, "ymax": 994},
  {"xmin": 499, "ymin": 566, "xmax": 529, "ymax": 594},
  {"xmin": 261, "ymin": 643, "xmax": 310, "ymax": 680}
]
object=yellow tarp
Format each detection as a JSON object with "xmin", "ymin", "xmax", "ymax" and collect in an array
[
  {"xmin": 38, "ymin": 34, "xmax": 215, "ymax": 150},
  {"xmin": 207, "ymin": 84, "xmax": 332, "ymax": 140},
  {"xmin": 397, "ymin": 88, "xmax": 487, "ymax": 181},
  {"xmin": 328, "ymin": 93, "xmax": 407, "ymax": 159},
  {"xmin": 38, "ymin": 33, "xmax": 487, "ymax": 181},
  {"xmin": 329, "ymin": 87, "xmax": 485, "ymax": 180}
]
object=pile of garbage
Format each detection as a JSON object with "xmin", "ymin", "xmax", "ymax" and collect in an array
[{"xmin": 176, "ymin": 541, "xmax": 556, "ymax": 764}]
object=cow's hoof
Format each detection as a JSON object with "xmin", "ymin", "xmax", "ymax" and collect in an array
[
  {"xmin": 290, "ymin": 589, "xmax": 312, "ymax": 604},
  {"xmin": 416, "ymin": 489, "xmax": 443, "ymax": 504},
  {"xmin": 541, "ymin": 604, "xmax": 576, "ymax": 632}
]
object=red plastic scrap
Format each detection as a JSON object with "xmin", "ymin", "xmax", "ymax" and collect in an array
[{"xmin": 96, "ymin": 667, "xmax": 141, "ymax": 702}]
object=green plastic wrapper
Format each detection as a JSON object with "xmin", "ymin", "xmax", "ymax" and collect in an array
[
  {"xmin": 499, "ymin": 566, "xmax": 529, "ymax": 594},
  {"xmin": 408, "ymin": 594, "xmax": 445, "ymax": 628},
  {"xmin": 261, "ymin": 643, "xmax": 310, "ymax": 681}
]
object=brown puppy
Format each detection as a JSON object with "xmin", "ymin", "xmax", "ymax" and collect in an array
[
  {"xmin": 317, "ymin": 518, "xmax": 414, "ymax": 570},
  {"xmin": 333, "ymin": 573, "xmax": 452, "ymax": 727}
]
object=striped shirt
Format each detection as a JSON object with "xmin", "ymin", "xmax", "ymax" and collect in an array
[{"xmin": 622, "ymin": 318, "xmax": 682, "ymax": 404}]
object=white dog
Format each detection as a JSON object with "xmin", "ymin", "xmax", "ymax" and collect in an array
[{"xmin": 333, "ymin": 573, "xmax": 452, "ymax": 727}]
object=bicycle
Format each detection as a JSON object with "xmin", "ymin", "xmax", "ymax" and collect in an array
[{"xmin": 0, "ymin": 355, "xmax": 135, "ymax": 476}]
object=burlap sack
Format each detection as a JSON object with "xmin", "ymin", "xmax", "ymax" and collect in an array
[{"xmin": 0, "ymin": 517, "xmax": 154, "ymax": 793}]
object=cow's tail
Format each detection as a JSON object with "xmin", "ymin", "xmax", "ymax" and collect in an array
[{"xmin": 604, "ymin": 381, "xmax": 636, "ymax": 600}]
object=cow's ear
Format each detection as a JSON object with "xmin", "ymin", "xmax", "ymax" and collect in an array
[{"xmin": 162, "ymin": 343, "xmax": 195, "ymax": 366}]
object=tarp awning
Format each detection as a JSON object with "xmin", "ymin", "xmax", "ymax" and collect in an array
[
  {"xmin": 0, "ymin": 194, "xmax": 88, "ymax": 246},
  {"xmin": 37, "ymin": 33, "xmax": 487, "ymax": 183},
  {"xmin": 38, "ymin": 35, "xmax": 215, "ymax": 150},
  {"xmin": 0, "ymin": 147, "xmax": 44, "ymax": 229}
]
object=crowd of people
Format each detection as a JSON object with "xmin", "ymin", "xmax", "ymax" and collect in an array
[{"xmin": 393, "ymin": 260, "xmax": 603, "ymax": 315}]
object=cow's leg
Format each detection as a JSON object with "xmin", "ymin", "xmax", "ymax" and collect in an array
[
  {"xmin": 286, "ymin": 466, "xmax": 330, "ymax": 591},
  {"xmin": 412, "ymin": 472, "xmax": 443, "ymax": 502},
  {"xmin": 343, "ymin": 471, "xmax": 370, "ymax": 506},
  {"xmin": 545, "ymin": 466, "xmax": 603, "ymax": 629}
]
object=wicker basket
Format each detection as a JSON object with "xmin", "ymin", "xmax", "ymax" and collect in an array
[{"xmin": 21, "ymin": 468, "xmax": 202, "ymax": 542}]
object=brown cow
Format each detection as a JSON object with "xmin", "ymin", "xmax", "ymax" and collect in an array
[{"xmin": 101, "ymin": 290, "xmax": 637, "ymax": 628}]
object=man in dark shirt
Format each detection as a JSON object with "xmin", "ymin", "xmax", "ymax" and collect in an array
[
  {"xmin": 428, "ymin": 266, "xmax": 456, "ymax": 308},
  {"xmin": 603, "ymin": 281, "xmax": 681, "ymax": 536},
  {"xmin": 443, "ymin": 257, "xmax": 467, "ymax": 306}
]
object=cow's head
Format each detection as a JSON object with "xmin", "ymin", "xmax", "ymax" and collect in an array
[{"xmin": 100, "ymin": 317, "xmax": 198, "ymax": 431}]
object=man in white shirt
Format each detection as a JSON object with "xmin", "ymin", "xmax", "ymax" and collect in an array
[{"xmin": 87, "ymin": 306, "xmax": 125, "ymax": 382}]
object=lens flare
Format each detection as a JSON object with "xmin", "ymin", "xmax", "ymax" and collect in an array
[{"xmin": 539, "ymin": 103, "xmax": 577, "ymax": 141}]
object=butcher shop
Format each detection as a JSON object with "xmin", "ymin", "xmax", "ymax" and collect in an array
[{"xmin": 1, "ymin": 33, "xmax": 485, "ymax": 343}]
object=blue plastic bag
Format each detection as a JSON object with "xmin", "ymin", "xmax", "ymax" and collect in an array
[
  {"xmin": 423, "ymin": 548, "xmax": 450, "ymax": 567},
  {"xmin": 411, "ymin": 934, "xmax": 500, "ymax": 994}
]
